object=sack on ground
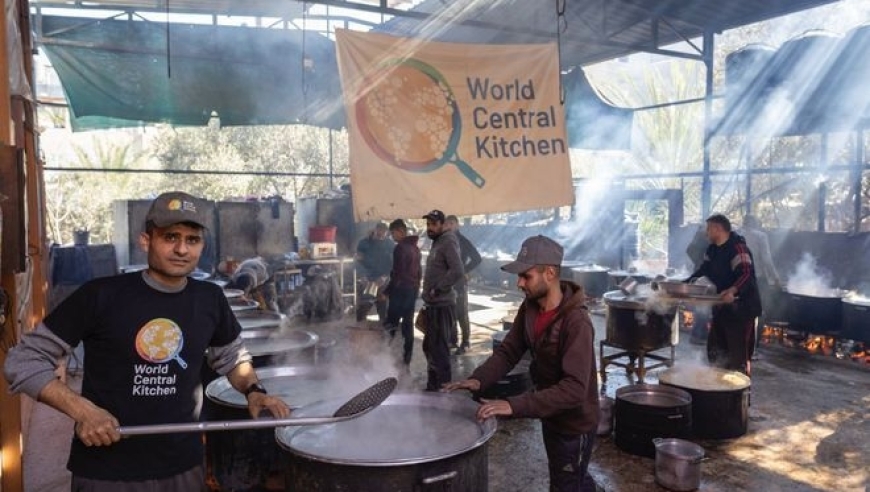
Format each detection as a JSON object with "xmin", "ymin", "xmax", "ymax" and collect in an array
[{"xmin": 415, "ymin": 307, "xmax": 428, "ymax": 333}]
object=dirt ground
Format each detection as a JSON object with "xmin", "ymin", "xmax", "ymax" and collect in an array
[{"xmin": 20, "ymin": 282, "xmax": 870, "ymax": 492}]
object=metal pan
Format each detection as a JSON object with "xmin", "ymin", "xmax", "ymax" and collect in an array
[{"xmin": 656, "ymin": 281, "xmax": 715, "ymax": 298}]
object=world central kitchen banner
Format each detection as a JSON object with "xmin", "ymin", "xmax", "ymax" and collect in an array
[{"xmin": 335, "ymin": 29, "xmax": 574, "ymax": 221}]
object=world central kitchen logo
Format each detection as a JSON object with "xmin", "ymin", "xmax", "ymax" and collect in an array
[
  {"xmin": 465, "ymin": 77, "xmax": 566, "ymax": 160},
  {"xmin": 356, "ymin": 59, "xmax": 566, "ymax": 188}
]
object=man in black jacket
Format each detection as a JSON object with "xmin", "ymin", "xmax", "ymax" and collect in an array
[
  {"xmin": 382, "ymin": 219, "xmax": 421, "ymax": 366},
  {"xmin": 420, "ymin": 210, "xmax": 464, "ymax": 391},
  {"xmin": 445, "ymin": 215, "xmax": 482, "ymax": 354},
  {"xmin": 687, "ymin": 214, "xmax": 762, "ymax": 375}
]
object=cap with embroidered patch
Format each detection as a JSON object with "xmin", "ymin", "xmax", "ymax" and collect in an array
[
  {"xmin": 422, "ymin": 210, "xmax": 446, "ymax": 222},
  {"xmin": 501, "ymin": 235, "xmax": 563, "ymax": 274},
  {"xmin": 145, "ymin": 191, "xmax": 209, "ymax": 229}
]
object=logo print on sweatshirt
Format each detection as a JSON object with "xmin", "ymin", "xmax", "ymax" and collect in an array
[{"xmin": 134, "ymin": 318, "xmax": 188, "ymax": 369}]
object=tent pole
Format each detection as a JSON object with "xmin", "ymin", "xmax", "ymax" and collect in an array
[{"xmin": 700, "ymin": 29, "xmax": 714, "ymax": 218}]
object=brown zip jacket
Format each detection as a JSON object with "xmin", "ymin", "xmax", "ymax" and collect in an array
[{"xmin": 470, "ymin": 281, "xmax": 599, "ymax": 435}]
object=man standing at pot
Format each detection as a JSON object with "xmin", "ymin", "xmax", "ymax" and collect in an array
[
  {"xmin": 687, "ymin": 214, "xmax": 762, "ymax": 375},
  {"xmin": 444, "ymin": 214, "xmax": 482, "ymax": 355},
  {"xmin": 420, "ymin": 210, "xmax": 464, "ymax": 391},
  {"xmin": 4, "ymin": 191, "xmax": 290, "ymax": 492},
  {"xmin": 444, "ymin": 235, "xmax": 599, "ymax": 492},
  {"xmin": 382, "ymin": 219, "xmax": 421, "ymax": 366}
]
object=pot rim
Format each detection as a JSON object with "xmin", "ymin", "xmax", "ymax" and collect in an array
[
  {"xmin": 653, "ymin": 437, "xmax": 705, "ymax": 461},
  {"xmin": 615, "ymin": 383, "xmax": 692, "ymax": 406},
  {"xmin": 658, "ymin": 367, "xmax": 751, "ymax": 392},
  {"xmin": 276, "ymin": 392, "xmax": 498, "ymax": 466}
]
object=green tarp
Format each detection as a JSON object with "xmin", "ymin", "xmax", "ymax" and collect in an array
[{"xmin": 41, "ymin": 16, "xmax": 345, "ymax": 131}]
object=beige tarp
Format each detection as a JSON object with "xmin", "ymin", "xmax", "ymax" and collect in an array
[{"xmin": 335, "ymin": 29, "xmax": 574, "ymax": 221}]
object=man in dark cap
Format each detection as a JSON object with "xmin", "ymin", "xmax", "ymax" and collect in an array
[
  {"xmin": 687, "ymin": 213, "xmax": 762, "ymax": 375},
  {"xmin": 445, "ymin": 235, "xmax": 599, "ymax": 492},
  {"xmin": 4, "ymin": 191, "xmax": 290, "ymax": 492},
  {"xmin": 420, "ymin": 209, "xmax": 464, "ymax": 391}
]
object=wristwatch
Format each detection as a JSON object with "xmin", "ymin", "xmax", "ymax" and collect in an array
[{"xmin": 244, "ymin": 382, "xmax": 268, "ymax": 397}]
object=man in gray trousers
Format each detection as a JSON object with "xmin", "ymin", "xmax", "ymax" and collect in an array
[{"xmin": 420, "ymin": 210, "xmax": 464, "ymax": 391}]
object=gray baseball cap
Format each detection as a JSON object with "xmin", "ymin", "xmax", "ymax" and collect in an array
[
  {"xmin": 501, "ymin": 235, "xmax": 564, "ymax": 274},
  {"xmin": 145, "ymin": 191, "xmax": 209, "ymax": 229}
]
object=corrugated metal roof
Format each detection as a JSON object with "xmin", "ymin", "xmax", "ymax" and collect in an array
[
  {"xmin": 30, "ymin": 0, "xmax": 840, "ymax": 65},
  {"xmin": 375, "ymin": 0, "xmax": 842, "ymax": 66}
]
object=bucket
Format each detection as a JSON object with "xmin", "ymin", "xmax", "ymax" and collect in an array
[
  {"xmin": 597, "ymin": 396, "xmax": 614, "ymax": 436},
  {"xmin": 653, "ymin": 438, "xmax": 705, "ymax": 491},
  {"xmin": 73, "ymin": 229, "xmax": 90, "ymax": 246},
  {"xmin": 309, "ymin": 225, "xmax": 337, "ymax": 243}
]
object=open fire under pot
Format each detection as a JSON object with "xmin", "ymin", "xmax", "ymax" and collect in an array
[{"xmin": 277, "ymin": 392, "xmax": 497, "ymax": 491}]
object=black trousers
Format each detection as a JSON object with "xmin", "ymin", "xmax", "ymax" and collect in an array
[
  {"xmin": 71, "ymin": 466, "xmax": 208, "ymax": 492},
  {"xmin": 451, "ymin": 283, "xmax": 471, "ymax": 347},
  {"xmin": 422, "ymin": 304, "xmax": 455, "ymax": 391},
  {"xmin": 708, "ymin": 306, "xmax": 756, "ymax": 375},
  {"xmin": 542, "ymin": 426, "xmax": 597, "ymax": 492},
  {"xmin": 385, "ymin": 286, "xmax": 418, "ymax": 364}
]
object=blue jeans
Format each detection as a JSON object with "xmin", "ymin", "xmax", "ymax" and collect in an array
[{"xmin": 385, "ymin": 286, "xmax": 418, "ymax": 364}]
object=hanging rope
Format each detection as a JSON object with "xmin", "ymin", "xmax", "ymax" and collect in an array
[
  {"xmin": 556, "ymin": 0, "xmax": 567, "ymax": 104},
  {"xmin": 165, "ymin": 0, "xmax": 171, "ymax": 78},
  {"xmin": 300, "ymin": 0, "xmax": 309, "ymax": 123}
]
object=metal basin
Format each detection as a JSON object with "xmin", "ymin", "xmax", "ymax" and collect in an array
[
  {"xmin": 205, "ymin": 365, "xmax": 330, "ymax": 410},
  {"xmin": 240, "ymin": 329, "xmax": 318, "ymax": 358},
  {"xmin": 277, "ymin": 392, "xmax": 496, "ymax": 466},
  {"xmin": 616, "ymin": 384, "xmax": 692, "ymax": 407},
  {"xmin": 656, "ymin": 281, "xmax": 714, "ymax": 298}
]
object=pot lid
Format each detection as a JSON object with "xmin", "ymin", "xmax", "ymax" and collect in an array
[
  {"xmin": 235, "ymin": 310, "xmax": 286, "ymax": 330},
  {"xmin": 658, "ymin": 366, "xmax": 750, "ymax": 391},
  {"xmin": 241, "ymin": 329, "xmax": 318, "ymax": 357},
  {"xmin": 603, "ymin": 290, "xmax": 648, "ymax": 309},
  {"xmin": 276, "ymin": 392, "xmax": 497, "ymax": 466},
  {"xmin": 205, "ymin": 365, "xmax": 329, "ymax": 409},
  {"xmin": 615, "ymin": 384, "xmax": 691, "ymax": 407}
]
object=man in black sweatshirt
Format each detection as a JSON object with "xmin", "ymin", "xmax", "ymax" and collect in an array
[
  {"xmin": 382, "ymin": 219, "xmax": 421, "ymax": 366},
  {"xmin": 687, "ymin": 214, "xmax": 762, "ymax": 375}
]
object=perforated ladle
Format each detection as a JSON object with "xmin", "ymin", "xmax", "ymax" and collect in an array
[{"xmin": 118, "ymin": 377, "xmax": 398, "ymax": 436}]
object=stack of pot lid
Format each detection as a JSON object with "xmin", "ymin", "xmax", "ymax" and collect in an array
[{"xmin": 277, "ymin": 392, "xmax": 497, "ymax": 466}]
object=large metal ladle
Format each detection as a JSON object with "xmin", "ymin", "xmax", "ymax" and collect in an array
[{"xmin": 118, "ymin": 377, "xmax": 398, "ymax": 436}]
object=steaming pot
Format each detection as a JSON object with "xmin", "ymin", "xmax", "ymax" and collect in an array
[
  {"xmin": 842, "ymin": 296, "xmax": 870, "ymax": 343},
  {"xmin": 203, "ymin": 364, "xmax": 330, "ymax": 491},
  {"xmin": 277, "ymin": 392, "xmax": 497, "ymax": 491},
  {"xmin": 603, "ymin": 291, "xmax": 675, "ymax": 352},
  {"xmin": 785, "ymin": 289, "xmax": 845, "ymax": 335},
  {"xmin": 658, "ymin": 366, "xmax": 751, "ymax": 439}
]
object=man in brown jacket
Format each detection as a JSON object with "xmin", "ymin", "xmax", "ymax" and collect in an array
[{"xmin": 444, "ymin": 235, "xmax": 599, "ymax": 492}]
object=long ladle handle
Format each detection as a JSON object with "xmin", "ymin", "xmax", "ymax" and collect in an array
[{"xmin": 118, "ymin": 413, "xmax": 361, "ymax": 436}]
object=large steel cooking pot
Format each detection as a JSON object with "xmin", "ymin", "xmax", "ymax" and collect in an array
[
  {"xmin": 603, "ymin": 291, "xmax": 674, "ymax": 351},
  {"xmin": 786, "ymin": 290, "xmax": 845, "ymax": 334},
  {"xmin": 277, "ymin": 392, "xmax": 497, "ymax": 491},
  {"xmin": 235, "ymin": 310, "xmax": 286, "ymax": 330},
  {"xmin": 842, "ymin": 297, "xmax": 870, "ymax": 343},
  {"xmin": 569, "ymin": 264, "xmax": 610, "ymax": 298},
  {"xmin": 477, "ymin": 359, "xmax": 532, "ymax": 400},
  {"xmin": 658, "ymin": 366, "xmax": 751, "ymax": 439},
  {"xmin": 614, "ymin": 384, "xmax": 692, "ymax": 458},
  {"xmin": 240, "ymin": 328, "xmax": 318, "ymax": 366},
  {"xmin": 203, "ymin": 365, "xmax": 330, "ymax": 491}
]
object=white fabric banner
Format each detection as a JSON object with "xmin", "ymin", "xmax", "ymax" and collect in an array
[{"xmin": 335, "ymin": 29, "xmax": 574, "ymax": 221}]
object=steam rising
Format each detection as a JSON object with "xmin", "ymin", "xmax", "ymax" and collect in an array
[{"xmin": 786, "ymin": 252, "xmax": 840, "ymax": 297}]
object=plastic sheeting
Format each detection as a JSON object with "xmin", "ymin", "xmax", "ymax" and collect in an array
[{"xmin": 6, "ymin": 0, "xmax": 31, "ymax": 97}]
